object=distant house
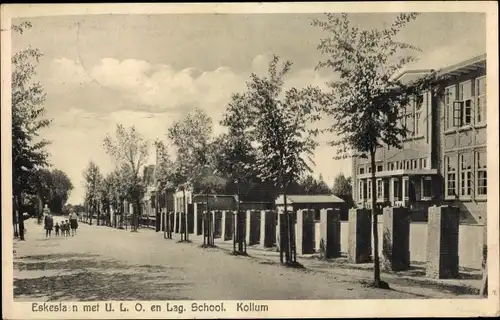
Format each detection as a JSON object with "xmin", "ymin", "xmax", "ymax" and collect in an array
[
  {"xmin": 275, "ymin": 194, "xmax": 347, "ymax": 221},
  {"xmin": 192, "ymin": 194, "xmax": 236, "ymax": 211}
]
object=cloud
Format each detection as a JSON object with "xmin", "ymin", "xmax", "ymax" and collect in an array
[{"xmin": 43, "ymin": 53, "xmax": 339, "ymax": 204}]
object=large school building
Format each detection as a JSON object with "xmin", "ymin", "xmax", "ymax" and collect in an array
[{"xmin": 351, "ymin": 54, "xmax": 487, "ymax": 224}]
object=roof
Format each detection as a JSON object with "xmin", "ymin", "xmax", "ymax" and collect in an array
[
  {"xmin": 276, "ymin": 194, "xmax": 345, "ymax": 205},
  {"xmin": 393, "ymin": 53, "xmax": 486, "ymax": 83},
  {"xmin": 435, "ymin": 53, "xmax": 486, "ymax": 78}
]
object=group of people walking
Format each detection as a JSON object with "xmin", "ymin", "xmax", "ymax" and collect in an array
[{"xmin": 43, "ymin": 205, "xmax": 79, "ymax": 238}]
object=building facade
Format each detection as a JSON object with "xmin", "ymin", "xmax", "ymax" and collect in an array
[
  {"xmin": 352, "ymin": 54, "xmax": 487, "ymax": 224},
  {"xmin": 275, "ymin": 194, "xmax": 346, "ymax": 221}
]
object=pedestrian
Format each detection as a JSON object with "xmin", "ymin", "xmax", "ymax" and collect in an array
[
  {"xmin": 69, "ymin": 209, "xmax": 79, "ymax": 236},
  {"xmin": 44, "ymin": 213, "xmax": 53, "ymax": 238},
  {"xmin": 65, "ymin": 220, "xmax": 70, "ymax": 236},
  {"xmin": 55, "ymin": 222, "xmax": 60, "ymax": 236}
]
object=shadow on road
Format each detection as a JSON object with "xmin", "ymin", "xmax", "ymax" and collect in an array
[{"xmin": 14, "ymin": 253, "xmax": 191, "ymax": 301}]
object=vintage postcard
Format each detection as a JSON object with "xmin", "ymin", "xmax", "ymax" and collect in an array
[{"xmin": 2, "ymin": 2, "xmax": 499, "ymax": 319}]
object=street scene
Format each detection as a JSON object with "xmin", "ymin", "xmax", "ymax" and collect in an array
[{"xmin": 9, "ymin": 9, "xmax": 489, "ymax": 303}]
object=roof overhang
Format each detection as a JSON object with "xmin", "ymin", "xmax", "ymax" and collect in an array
[
  {"xmin": 435, "ymin": 54, "xmax": 486, "ymax": 78},
  {"xmin": 357, "ymin": 169, "xmax": 439, "ymax": 179},
  {"xmin": 392, "ymin": 54, "xmax": 486, "ymax": 84}
]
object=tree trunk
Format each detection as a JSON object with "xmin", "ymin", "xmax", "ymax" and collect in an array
[
  {"xmin": 16, "ymin": 194, "xmax": 25, "ymax": 241},
  {"xmin": 283, "ymin": 188, "xmax": 293, "ymax": 264},
  {"xmin": 370, "ymin": 149, "xmax": 382, "ymax": 284},
  {"xmin": 133, "ymin": 200, "xmax": 140, "ymax": 232},
  {"xmin": 97, "ymin": 205, "xmax": 100, "ymax": 226},
  {"xmin": 183, "ymin": 188, "xmax": 189, "ymax": 241},
  {"xmin": 89, "ymin": 202, "xmax": 93, "ymax": 225},
  {"xmin": 204, "ymin": 193, "xmax": 208, "ymax": 245},
  {"xmin": 234, "ymin": 182, "xmax": 239, "ymax": 253}
]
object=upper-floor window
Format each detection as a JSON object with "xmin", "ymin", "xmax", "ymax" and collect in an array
[
  {"xmin": 388, "ymin": 162, "xmax": 395, "ymax": 170},
  {"xmin": 377, "ymin": 165, "xmax": 383, "ymax": 172},
  {"xmin": 403, "ymin": 94, "xmax": 425, "ymax": 137},
  {"xmin": 445, "ymin": 85, "xmax": 456, "ymax": 129},
  {"xmin": 476, "ymin": 76, "xmax": 486, "ymax": 124},
  {"xmin": 415, "ymin": 95, "xmax": 424, "ymax": 136},
  {"xmin": 447, "ymin": 77, "xmax": 486, "ymax": 129},
  {"xmin": 359, "ymin": 167, "xmax": 365, "ymax": 175}
]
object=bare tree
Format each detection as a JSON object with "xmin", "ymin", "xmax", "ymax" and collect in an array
[{"xmin": 103, "ymin": 124, "xmax": 149, "ymax": 232}]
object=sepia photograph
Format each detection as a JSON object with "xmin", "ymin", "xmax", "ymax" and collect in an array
[{"xmin": 2, "ymin": 2, "xmax": 498, "ymax": 319}]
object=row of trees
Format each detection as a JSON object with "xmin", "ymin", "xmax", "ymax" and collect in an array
[
  {"xmin": 84, "ymin": 12, "xmax": 458, "ymax": 289},
  {"xmin": 12, "ymin": 22, "xmax": 74, "ymax": 239}
]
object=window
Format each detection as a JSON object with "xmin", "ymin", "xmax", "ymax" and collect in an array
[
  {"xmin": 460, "ymin": 153, "xmax": 473, "ymax": 197},
  {"xmin": 412, "ymin": 159, "xmax": 417, "ymax": 170},
  {"xmin": 422, "ymin": 158, "xmax": 428, "ymax": 169},
  {"xmin": 383, "ymin": 180, "xmax": 389, "ymax": 201},
  {"xmin": 445, "ymin": 155, "xmax": 457, "ymax": 197},
  {"xmin": 445, "ymin": 85, "xmax": 457, "ymax": 129},
  {"xmin": 377, "ymin": 165, "xmax": 383, "ymax": 172},
  {"xmin": 388, "ymin": 162, "xmax": 394, "ymax": 170},
  {"xmin": 404, "ymin": 109, "xmax": 415, "ymax": 136},
  {"xmin": 403, "ymin": 95, "xmax": 425, "ymax": 137},
  {"xmin": 368, "ymin": 167, "xmax": 372, "ymax": 173},
  {"xmin": 421, "ymin": 176, "xmax": 432, "ymax": 199},
  {"xmin": 376, "ymin": 179, "xmax": 384, "ymax": 200},
  {"xmin": 367, "ymin": 180, "xmax": 372, "ymax": 199},
  {"xmin": 405, "ymin": 160, "xmax": 410, "ymax": 170},
  {"xmin": 415, "ymin": 94, "xmax": 424, "ymax": 136},
  {"xmin": 403, "ymin": 177, "xmax": 410, "ymax": 201},
  {"xmin": 359, "ymin": 167, "xmax": 365, "ymax": 175},
  {"xmin": 358, "ymin": 180, "xmax": 365, "ymax": 201},
  {"xmin": 395, "ymin": 161, "xmax": 400, "ymax": 170},
  {"xmin": 476, "ymin": 151, "xmax": 487, "ymax": 196},
  {"xmin": 453, "ymin": 81, "xmax": 474, "ymax": 127},
  {"xmin": 476, "ymin": 77, "xmax": 486, "ymax": 124},
  {"xmin": 393, "ymin": 179, "xmax": 401, "ymax": 201}
]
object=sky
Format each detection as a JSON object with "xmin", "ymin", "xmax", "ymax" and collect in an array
[{"xmin": 11, "ymin": 12, "xmax": 486, "ymax": 205}]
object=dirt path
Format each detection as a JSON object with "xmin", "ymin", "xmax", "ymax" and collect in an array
[{"xmin": 13, "ymin": 218, "xmax": 429, "ymax": 301}]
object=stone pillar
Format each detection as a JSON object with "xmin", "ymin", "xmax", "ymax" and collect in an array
[
  {"xmin": 234, "ymin": 211, "xmax": 246, "ymax": 245},
  {"xmin": 173, "ymin": 212, "xmax": 178, "ymax": 233},
  {"xmin": 348, "ymin": 208, "xmax": 372, "ymax": 263},
  {"xmin": 246, "ymin": 210, "xmax": 260, "ymax": 246},
  {"xmin": 319, "ymin": 208, "xmax": 341, "ymax": 259},
  {"xmin": 193, "ymin": 203, "xmax": 199, "ymax": 236},
  {"xmin": 276, "ymin": 211, "xmax": 284, "ymax": 252},
  {"xmin": 426, "ymin": 205, "xmax": 460, "ymax": 279},
  {"xmin": 296, "ymin": 209, "xmax": 315, "ymax": 255},
  {"xmin": 260, "ymin": 210, "xmax": 276, "ymax": 248},
  {"xmin": 221, "ymin": 210, "xmax": 233, "ymax": 241},
  {"xmin": 382, "ymin": 206, "xmax": 410, "ymax": 271},
  {"xmin": 212, "ymin": 210, "xmax": 223, "ymax": 239},
  {"xmin": 389, "ymin": 178, "xmax": 396, "ymax": 206}
]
